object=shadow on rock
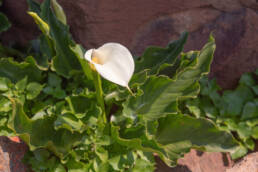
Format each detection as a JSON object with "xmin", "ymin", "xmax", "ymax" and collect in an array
[{"xmin": 155, "ymin": 156, "xmax": 192, "ymax": 172}]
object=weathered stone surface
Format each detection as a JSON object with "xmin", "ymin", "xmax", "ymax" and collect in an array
[
  {"xmin": 0, "ymin": 137, "xmax": 28, "ymax": 172},
  {"xmin": 240, "ymin": 0, "xmax": 258, "ymax": 10},
  {"xmin": 132, "ymin": 8, "xmax": 258, "ymax": 89},
  {"xmin": 0, "ymin": 147, "xmax": 10, "ymax": 172},
  {"xmin": 209, "ymin": 0, "xmax": 242, "ymax": 12},
  {"xmin": 226, "ymin": 152, "xmax": 258, "ymax": 172},
  {"xmin": 156, "ymin": 150, "xmax": 234, "ymax": 172}
]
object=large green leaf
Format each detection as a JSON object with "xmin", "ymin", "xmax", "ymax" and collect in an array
[
  {"xmin": 110, "ymin": 125, "xmax": 174, "ymax": 168},
  {"xmin": 40, "ymin": 0, "xmax": 81, "ymax": 77},
  {"xmin": 135, "ymin": 32, "xmax": 188, "ymax": 75},
  {"xmin": 0, "ymin": 58, "xmax": 42, "ymax": 83},
  {"xmin": 28, "ymin": 12, "xmax": 50, "ymax": 36},
  {"xmin": 8, "ymin": 99, "xmax": 83, "ymax": 158},
  {"xmin": 156, "ymin": 114, "xmax": 239, "ymax": 163},
  {"xmin": 123, "ymin": 35, "xmax": 215, "ymax": 120},
  {"xmin": 28, "ymin": 0, "xmax": 55, "ymax": 68}
]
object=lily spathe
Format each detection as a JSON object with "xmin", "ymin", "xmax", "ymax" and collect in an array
[{"xmin": 84, "ymin": 43, "xmax": 135, "ymax": 89}]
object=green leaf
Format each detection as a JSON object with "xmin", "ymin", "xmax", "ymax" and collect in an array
[
  {"xmin": 236, "ymin": 122, "xmax": 252, "ymax": 140},
  {"xmin": 199, "ymin": 77, "xmax": 222, "ymax": 109},
  {"xmin": 54, "ymin": 164, "xmax": 66, "ymax": 172},
  {"xmin": 51, "ymin": 0, "xmax": 67, "ymax": 25},
  {"xmin": 0, "ymin": 58, "xmax": 42, "ymax": 83},
  {"xmin": 130, "ymin": 70, "xmax": 148, "ymax": 88},
  {"xmin": 200, "ymin": 97, "xmax": 219, "ymax": 119},
  {"xmin": 244, "ymin": 138, "xmax": 255, "ymax": 150},
  {"xmin": 53, "ymin": 87, "xmax": 66, "ymax": 99},
  {"xmin": 185, "ymin": 99, "xmax": 202, "ymax": 118},
  {"xmin": 111, "ymin": 124, "xmax": 187, "ymax": 168},
  {"xmin": 135, "ymin": 32, "xmax": 188, "ymax": 75},
  {"xmin": 39, "ymin": 34, "xmax": 55, "ymax": 63},
  {"xmin": 252, "ymin": 85, "xmax": 258, "ymax": 95},
  {"xmin": 48, "ymin": 73, "xmax": 62, "ymax": 87},
  {"xmin": 239, "ymin": 73, "xmax": 255, "ymax": 87},
  {"xmin": 221, "ymin": 85, "xmax": 254, "ymax": 116},
  {"xmin": 28, "ymin": 12, "xmax": 50, "ymax": 36},
  {"xmin": 156, "ymin": 114, "xmax": 240, "ymax": 158},
  {"xmin": 70, "ymin": 44, "xmax": 93, "ymax": 80},
  {"xmin": 0, "ymin": 96, "xmax": 12, "ymax": 112},
  {"xmin": 8, "ymin": 99, "xmax": 83, "ymax": 158},
  {"xmin": 68, "ymin": 95, "xmax": 94, "ymax": 114},
  {"xmin": 111, "ymin": 125, "xmax": 167, "ymax": 160},
  {"xmin": 15, "ymin": 77, "xmax": 28, "ymax": 91},
  {"xmin": 27, "ymin": 0, "xmax": 41, "ymax": 15},
  {"xmin": 41, "ymin": 0, "xmax": 81, "ymax": 77},
  {"xmin": 252, "ymin": 126, "xmax": 258, "ymax": 139},
  {"xmin": 123, "ymin": 35, "xmax": 215, "ymax": 120},
  {"xmin": 230, "ymin": 145, "xmax": 248, "ymax": 159},
  {"xmin": 0, "ymin": 12, "xmax": 11, "ymax": 33},
  {"xmin": 54, "ymin": 113, "xmax": 85, "ymax": 133},
  {"xmin": 0, "ymin": 77, "xmax": 10, "ymax": 91},
  {"xmin": 241, "ymin": 101, "xmax": 258, "ymax": 120},
  {"xmin": 255, "ymin": 69, "xmax": 258, "ymax": 76},
  {"xmin": 130, "ymin": 159, "xmax": 155, "ymax": 172},
  {"xmin": 26, "ymin": 82, "xmax": 43, "ymax": 100},
  {"xmin": 0, "ymin": 43, "xmax": 25, "ymax": 58}
]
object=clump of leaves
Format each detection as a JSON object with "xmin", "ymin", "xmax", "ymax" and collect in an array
[
  {"xmin": 183, "ymin": 70, "xmax": 258, "ymax": 159},
  {"xmin": 0, "ymin": 0, "xmax": 242, "ymax": 171}
]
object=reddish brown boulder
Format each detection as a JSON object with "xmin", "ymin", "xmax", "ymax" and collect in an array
[
  {"xmin": 0, "ymin": 137, "xmax": 28, "ymax": 172},
  {"xmin": 131, "ymin": 7, "xmax": 258, "ymax": 89},
  {"xmin": 156, "ymin": 150, "xmax": 234, "ymax": 172},
  {"xmin": 240, "ymin": 0, "xmax": 258, "ymax": 10},
  {"xmin": 226, "ymin": 152, "xmax": 258, "ymax": 172},
  {"xmin": 0, "ymin": 147, "xmax": 9, "ymax": 172}
]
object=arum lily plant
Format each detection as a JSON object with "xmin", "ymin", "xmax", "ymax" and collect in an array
[
  {"xmin": 84, "ymin": 43, "xmax": 135, "ymax": 123},
  {"xmin": 0, "ymin": 0, "xmax": 244, "ymax": 171}
]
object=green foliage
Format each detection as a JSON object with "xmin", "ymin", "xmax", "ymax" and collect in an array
[
  {"xmin": 0, "ymin": 1, "xmax": 11, "ymax": 33},
  {"xmin": 0, "ymin": 0, "xmax": 243, "ymax": 171},
  {"xmin": 124, "ymin": 36, "xmax": 215, "ymax": 121},
  {"xmin": 0, "ymin": 12, "xmax": 11, "ymax": 33},
  {"xmin": 184, "ymin": 71, "xmax": 258, "ymax": 159}
]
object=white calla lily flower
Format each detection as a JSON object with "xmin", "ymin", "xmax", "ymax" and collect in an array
[{"xmin": 84, "ymin": 43, "xmax": 135, "ymax": 88}]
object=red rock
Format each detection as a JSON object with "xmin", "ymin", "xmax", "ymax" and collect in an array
[
  {"xmin": 0, "ymin": 147, "xmax": 10, "ymax": 172},
  {"xmin": 226, "ymin": 152, "xmax": 258, "ymax": 172},
  {"xmin": 209, "ymin": 0, "xmax": 242, "ymax": 12},
  {"xmin": 0, "ymin": 137, "xmax": 28, "ymax": 172},
  {"xmin": 131, "ymin": 8, "xmax": 258, "ymax": 89},
  {"xmin": 240, "ymin": 0, "xmax": 258, "ymax": 10},
  {"xmin": 155, "ymin": 149, "xmax": 234, "ymax": 172}
]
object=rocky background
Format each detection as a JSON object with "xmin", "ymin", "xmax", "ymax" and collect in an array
[{"xmin": 0, "ymin": 0, "xmax": 258, "ymax": 171}]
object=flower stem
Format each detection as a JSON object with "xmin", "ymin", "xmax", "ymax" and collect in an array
[{"xmin": 92, "ymin": 70, "xmax": 107, "ymax": 123}]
